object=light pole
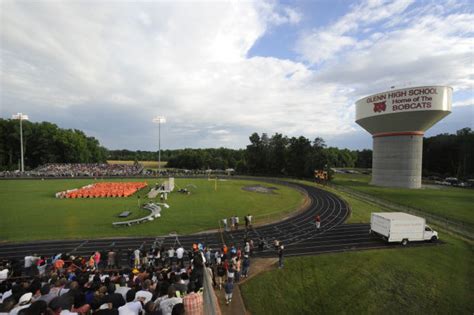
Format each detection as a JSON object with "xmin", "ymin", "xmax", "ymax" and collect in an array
[
  {"xmin": 11, "ymin": 113, "xmax": 29, "ymax": 172},
  {"xmin": 152, "ymin": 116, "xmax": 166, "ymax": 174}
]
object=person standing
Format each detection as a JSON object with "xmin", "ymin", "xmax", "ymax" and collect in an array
[
  {"xmin": 242, "ymin": 255, "xmax": 250, "ymax": 278},
  {"xmin": 93, "ymin": 251, "xmax": 101, "ymax": 270},
  {"xmin": 224, "ymin": 279, "xmax": 234, "ymax": 305},
  {"xmin": 230, "ymin": 216, "xmax": 235, "ymax": 231},
  {"xmin": 315, "ymin": 215, "xmax": 321, "ymax": 231},
  {"xmin": 176, "ymin": 246, "xmax": 184, "ymax": 267},
  {"xmin": 107, "ymin": 249, "xmax": 116, "ymax": 269},
  {"xmin": 274, "ymin": 239, "xmax": 280, "ymax": 251},
  {"xmin": 244, "ymin": 215, "xmax": 249, "ymax": 229},
  {"xmin": 216, "ymin": 262, "xmax": 226, "ymax": 290},
  {"xmin": 278, "ymin": 244, "xmax": 284, "ymax": 269},
  {"xmin": 234, "ymin": 215, "xmax": 239, "ymax": 230},
  {"xmin": 133, "ymin": 248, "xmax": 141, "ymax": 268},
  {"xmin": 222, "ymin": 218, "xmax": 228, "ymax": 232},
  {"xmin": 244, "ymin": 242, "xmax": 250, "ymax": 257}
]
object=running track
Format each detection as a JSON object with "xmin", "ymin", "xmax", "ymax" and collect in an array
[{"xmin": 0, "ymin": 179, "xmax": 440, "ymax": 263}]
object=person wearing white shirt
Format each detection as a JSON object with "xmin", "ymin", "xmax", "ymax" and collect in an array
[
  {"xmin": 133, "ymin": 249, "xmax": 140, "ymax": 268},
  {"xmin": 115, "ymin": 278, "xmax": 131, "ymax": 300},
  {"xmin": 118, "ymin": 290, "xmax": 143, "ymax": 315},
  {"xmin": 159, "ymin": 287, "xmax": 182, "ymax": 315},
  {"xmin": 135, "ymin": 279, "xmax": 153, "ymax": 304},
  {"xmin": 9, "ymin": 292, "xmax": 32, "ymax": 315},
  {"xmin": 167, "ymin": 247, "xmax": 175, "ymax": 259},
  {"xmin": 0, "ymin": 268, "xmax": 8, "ymax": 283},
  {"xmin": 176, "ymin": 246, "xmax": 184, "ymax": 265},
  {"xmin": 118, "ymin": 301, "xmax": 142, "ymax": 315}
]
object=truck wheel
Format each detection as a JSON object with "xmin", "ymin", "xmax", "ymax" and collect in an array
[
  {"xmin": 431, "ymin": 236, "xmax": 438, "ymax": 242},
  {"xmin": 401, "ymin": 239, "xmax": 409, "ymax": 246}
]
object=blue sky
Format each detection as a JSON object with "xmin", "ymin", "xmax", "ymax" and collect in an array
[{"xmin": 1, "ymin": 0, "xmax": 473, "ymax": 151}]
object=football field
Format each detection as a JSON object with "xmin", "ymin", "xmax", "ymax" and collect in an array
[{"xmin": 0, "ymin": 178, "xmax": 305, "ymax": 242}]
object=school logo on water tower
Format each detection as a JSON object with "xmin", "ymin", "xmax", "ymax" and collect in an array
[{"xmin": 373, "ymin": 101, "xmax": 386, "ymax": 113}]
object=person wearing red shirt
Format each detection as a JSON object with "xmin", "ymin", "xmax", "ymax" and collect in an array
[{"xmin": 315, "ymin": 215, "xmax": 321, "ymax": 231}]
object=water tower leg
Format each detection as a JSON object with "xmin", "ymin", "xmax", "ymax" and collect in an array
[{"xmin": 371, "ymin": 134, "xmax": 423, "ymax": 189}]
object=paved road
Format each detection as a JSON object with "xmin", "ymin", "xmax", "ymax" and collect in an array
[{"xmin": 0, "ymin": 179, "xmax": 439, "ymax": 264}]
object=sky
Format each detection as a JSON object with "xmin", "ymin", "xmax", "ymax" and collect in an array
[{"xmin": 1, "ymin": 0, "xmax": 473, "ymax": 151}]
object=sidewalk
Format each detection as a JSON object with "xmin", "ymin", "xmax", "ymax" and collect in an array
[{"xmin": 215, "ymin": 257, "xmax": 278, "ymax": 315}]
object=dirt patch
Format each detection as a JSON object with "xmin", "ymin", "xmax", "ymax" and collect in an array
[{"xmin": 242, "ymin": 185, "xmax": 279, "ymax": 194}]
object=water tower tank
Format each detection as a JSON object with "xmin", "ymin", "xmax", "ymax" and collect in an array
[{"xmin": 356, "ymin": 86, "xmax": 452, "ymax": 188}]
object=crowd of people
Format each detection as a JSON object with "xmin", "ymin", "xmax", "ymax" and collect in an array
[
  {"xmin": 221, "ymin": 214, "xmax": 252, "ymax": 232},
  {"xmin": 0, "ymin": 236, "xmax": 257, "ymax": 314},
  {"xmin": 141, "ymin": 169, "xmax": 231, "ymax": 177},
  {"xmin": 0, "ymin": 164, "xmax": 234, "ymax": 179},
  {"xmin": 0, "ymin": 164, "xmax": 144, "ymax": 178}
]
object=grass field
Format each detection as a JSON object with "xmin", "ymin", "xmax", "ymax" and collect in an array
[
  {"xmin": 107, "ymin": 160, "xmax": 167, "ymax": 169},
  {"xmin": 241, "ymin": 235, "xmax": 474, "ymax": 314},
  {"xmin": 332, "ymin": 173, "xmax": 474, "ymax": 226},
  {"xmin": 242, "ymin": 179, "xmax": 474, "ymax": 314},
  {"xmin": 0, "ymin": 178, "xmax": 304, "ymax": 242}
]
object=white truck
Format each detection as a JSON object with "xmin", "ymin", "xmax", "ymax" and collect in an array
[{"xmin": 370, "ymin": 212, "xmax": 438, "ymax": 245}]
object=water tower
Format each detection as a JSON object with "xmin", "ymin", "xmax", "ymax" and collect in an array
[{"xmin": 356, "ymin": 85, "xmax": 452, "ymax": 188}]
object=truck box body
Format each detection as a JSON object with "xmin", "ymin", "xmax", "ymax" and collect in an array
[{"xmin": 370, "ymin": 212, "xmax": 432, "ymax": 243}]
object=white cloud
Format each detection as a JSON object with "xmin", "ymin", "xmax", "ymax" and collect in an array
[
  {"xmin": 295, "ymin": 0, "xmax": 473, "ymax": 102},
  {"xmin": 297, "ymin": 31, "xmax": 355, "ymax": 64},
  {"xmin": 453, "ymin": 98, "xmax": 474, "ymax": 107},
  {"xmin": 257, "ymin": 1, "xmax": 302, "ymax": 26},
  {"xmin": 0, "ymin": 0, "xmax": 472, "ymax": 150},
  {"xmin": 296, "ymin": 0, "xmax": 415, "ymax": 64},
  {"xmin": 210, "ymin": 129, "xmax": 231, "ymax": 135},
  {"xmin": 315, "ymin": 11, "xmax": 474, "ymax": 97}
]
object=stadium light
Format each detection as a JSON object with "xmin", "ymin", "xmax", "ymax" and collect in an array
[
  {"xmin": 152, "ymin": 116, "xmax": 166, "ymax": 174},
  {"xmin": 11, "ymin": 113, "xmax": 29, "ymax": 172}
]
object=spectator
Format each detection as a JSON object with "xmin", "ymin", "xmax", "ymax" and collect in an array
[
  {"xmin": 135, "ymin": 280, "xmax": 153, "ymax": 304},
  {"xmin": 171, "ymin": 303, "xmax": 185, "ymax": 315},
  {"xmin": 115, "ymin": 278, "xmax": 131, "ymax": 301},
  {"xmin": 222, "ymin": 218, "xmax": 227, "ymax": 232},
  {"xmin": 182, "ymin": 284, "xmax": 203, "ymax": 315},
  {"xmin": 167, "ymin": 248, "xmax": 175, "ymax": 265},
  {"xmin": 230, "ymin": 217, "xmax": 235, "ymax": 231},
  {"xmin": 19, "ymin": 300, "xmax": 47, "ymax": 315},
  {"xmin": 170, "ymin": 275, "xmax": 186, "ymax": 297},
  {"xmin": 217, "ymin": 263, "xmax": 227, "ymax": 290},
  {"xmin": 36, "ymin": 284, "xmax": 55, "ymax": 305},
  {"xmin": 226, "ymin": 265, "xmax": 235, "ymax": 283},
  {"xmin": 242, "ymin": 256, "xmax": 250, "ymax": 278},
  {"xmin": 133, "ymin": 249, "xmax": 141, "ymax": 269},
  {"xmin": 143, "ymin": 300, "xmax": 160, "ymax": 315},
  {"xmin": 234, "ymin": 216, "xmax": 239, "ymax": 230},
  {"xmin": 224, "ymin": 279, "xmax": 234, "ymax": 305},
  {"xmin": 0, "ymin": 236, "xmax": 254, "ymax": 315},
  {"xmin": 103, "ymin": 283, "xmax": 125, "ymax": 309},
  {"xmin": 9, "ymin": 292, "xmax": 32, "ymax": 315},
  {"xmin": 118, "ymin": 290, "xmax": 142, "ymax": 315},
  {"xmin": 315, "ymin": 215, "xmax": 321, "ymax": 231},
  {"xmin": 247, "ymin": 214, "xmax": 252, "ymax": 228},
  {"xmin": 159, "ymin": 287, "xmax": 182, "ymax": 315},
  {"xmin": 278, "ymin": 244, "xmax": 284, "ymax": 269},
  {"xmin": 107, "ymin": 250, "xmax": 117, "ymax": 269}
]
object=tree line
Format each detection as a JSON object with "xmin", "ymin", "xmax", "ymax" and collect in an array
[
  {"xmin": 0, "ymin": 118, "xmax": 107, "ymax": 170},
  {"xmin": 1, "ymin": 117, "xmax": 472, "ymax": 179},
  {"xmin": 235, "ymin": 133, "xmax": 370, "ymax": 178},
  {"xmin": 423, "ymin": 127, "xmax": 474, "ymax": 179}
]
